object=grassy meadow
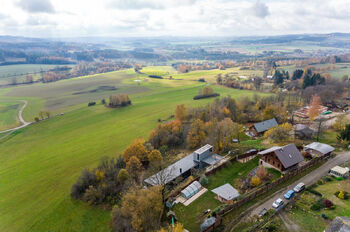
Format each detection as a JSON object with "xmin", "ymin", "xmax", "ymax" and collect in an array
[
  {"xmin": 0, "ymin": 64, "xmax": 74, "ymax": 85},
  {"xmin": 0, "ymin": 100, "xmax": 22, "ymax": 130},
  {"xmin": 0, "ymin": 66, "xmax": 271, "ymax": 232}
]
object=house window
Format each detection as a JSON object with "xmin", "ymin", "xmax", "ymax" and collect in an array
[
  {"xmin": 197, "ymin": 154, "xmax": 200, "ymax": 160},
  {"xmin": 180, "ymin": 168, "xmax": 182, "ymax": 173},
  {"xmin": 278, "ymin": 164, "xmax": 280, "ymax": 168},
  {"xmin": 260, "ymin": 160, "xmax": 263, "ymax": 165},
  {"xmin": 273, "ymin": 161, "xmax": 275, "ymax": 165}
]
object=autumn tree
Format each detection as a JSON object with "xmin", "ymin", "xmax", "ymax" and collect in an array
[
  {"xmin": 122, "ymin": 138, "xmax": 149, "ymax": 163},
  {"xmin": 25, "ymin": 74, "xmax": 33, "ymax": 83},
  {"xmin": 157, "ymin": 223, "xmax": 184, "ymax": 232},
  {"xmin": 148, "ymin": 149, "xmax": 163, "ymax": 167},
  {"xmin": 148, "ymin": 120, "xmax": 183, "ymax": 148},
  {"xmin": 256, "ymin": 165, "xmax": 268, "ymax": 180},
  {"xmin": 126, "ymin": 156, "xmax": 142, "ymax": 180},
  {"xmin": 117, "ymin": 169, "xmax": 130, "ymax": 184},
  {"xmin": 333, "ymin": 114, "xmax": 349, "ymax": 132},
  {"xmin": 175, "ymin": 104, "xmax": 187, "ymax": 122},
  {"xmin": 308, "ymin": 94, "xmax": 323, "ymax": 121},
  {"xmin": 187, "ymin": 119, "xmax": 206, "ymax": 149},
  {"xmin": 111, "ymin": 186, "xmax": 163, "ymax": 232},
  {"xmin": 200, "ymin": 86, "xmax": 214, "ymax": 96},
  {"xmin": 250, "ymin": 176, "xmax": 261, "ymax": 187},
  {"xmin": 264, "ymin": 123, "xmax": 293, "ymax": 144}
]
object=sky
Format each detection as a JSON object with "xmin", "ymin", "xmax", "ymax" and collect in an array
[{"xmin": 1, "ymin": 0, "xmax": 350, "ymax": 37}]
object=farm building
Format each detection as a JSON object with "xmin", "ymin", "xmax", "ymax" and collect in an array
[
  {"xmin": 144, "ymin": 144, "xmax": 223, "ymax": 186},
  {"xmin": 325, "ymin": 216, "xmax": 350, "ymax": 232},
  {"xmin": 304, "ymin": 142, "xmax": 335, "ymax": 157},
  {"xmin": 180, "ymin": 181, "xmax": 202, "ymax": 199},
  {"xmin": 248, "ymin": 118, "xmax": 278, "ymax": 137},
  {"xmin": 258, "ymin": 144, "xmax": 304, "ymax": 172},
  {"xmin": 329, "ymin": 166, "xmax": 350, "ymax": 178},
  {"xmin": 294, "ymin": 124, "xmax": 314, "ymax": 139},
  {"xmin": 211, "ymin": 183, "xmax": 240, "ymax": 204}
]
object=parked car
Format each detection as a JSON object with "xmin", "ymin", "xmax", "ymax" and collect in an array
[
  {"xmin": 258, "ymin": 208, "xmax": 268, "ymax": 217},
  {"xmin": 284, "ymin": 190, "xmax": 295, "ymax": 199},
  {"xmin": 293, "ymin": 182, "xmax": 305, "ymax": 193},
  {"xmin": 272, "ymin": 198, "xmax": 284, "ymax": 209}
]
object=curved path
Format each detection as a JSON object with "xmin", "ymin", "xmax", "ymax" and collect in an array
[{"xmin": 0, "ymin": 100, "xmax": 32, "ymax": 134}]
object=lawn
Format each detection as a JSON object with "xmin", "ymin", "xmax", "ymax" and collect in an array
[
  {"xmin": 0, "ymin": 68, "xmax": 270, "ymax": 232},
  {"xmin": 173, "ymin": 157, "xmax": 259, "ymax": 231},
  {"xmin": 0, "ymin": 100, "xmax": 22, "ymax": 130}
]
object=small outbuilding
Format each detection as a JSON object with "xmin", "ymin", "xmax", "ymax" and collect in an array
[
  {"xmin": 211, "ymin": 183, "xmax": 240, "ymax": 204},
  {"xmin": 181, "ymin": 181, "xmax": 202, "ymax": 199},
  {"xmin": 200, "ymin": 217, "xmax": 216, "ymax": 232},
  {"xmin": 329, "ymin": 166, "xmax": 350, "ymax": 178},
  {"xmin": 294, "ymin": 124, "xmax": 314, "ymax": 139},
  {"xmin": 304, "ymin": 142, "xmax": 335, "ymax": 157}
]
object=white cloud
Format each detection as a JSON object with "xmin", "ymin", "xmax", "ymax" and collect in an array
[
  {"xmin": 251, "ymin": 0, "xmax": 269, "ymax": 18},
  {"xmin": 0, "ymin": 0, "xmax": 349, "ymax": 37},
  {"xmin": 17, "ymin": 0, "xmax": 55, "ymax": 13}
]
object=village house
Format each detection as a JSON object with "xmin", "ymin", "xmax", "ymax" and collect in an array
[
  {"xmin": 293, "ymin": 106, "xmax": 328, "ymax": 119},
  {"xmin": 211, "ymin": 183, "xmax": 240, "ymax": 204},
  {"xmin": 248, "ymin": 118, "xmax": 278, "ymax": 137},
  {"xmin": 258, "ymin": 144, "xmax": 304, "ymax": 172},
  {"xmin": 144, "ymin": 144, "xmax": 222, "ymax": 186},
  {"xmin": 304, "ymin": 142, "xmax": 335, "ymax": 157}
]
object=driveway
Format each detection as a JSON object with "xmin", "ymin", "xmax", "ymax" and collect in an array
[{"xmin": 249, "ymin": 152, "xmax": 350, "ymax": 217}]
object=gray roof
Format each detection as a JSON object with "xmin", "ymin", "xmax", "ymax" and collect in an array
[
  {"xmin": 253, "ymin": 118, "xmax": 278, "ymax": 133},
  {"xmin": 304, "ymin": 142, "xmax": 335, "ymax": 155},
  {"xmin": 194, "ymin": 144, "xmax": 213, "ymax": 155},
  {"xmin": 274, "ymin": 144, "xmax": 304, "ymax": 169},
  {"xmin": 294, "ymin": 124, "xmax": 313, "ymax": 131},
  {"xmin": 325, "ymin": 216, "xmax": 350, "ymax": 232},
  {"xmin": 211, "ymin": 183, "xmax": 240, "ymax": 201},
  {"xmin": 200, "ymin": 217, "xmax": 216, "ymax": 231},
  {"xmin": 144, "ymin": 153, "xmax": 196, "ymax": 186}
]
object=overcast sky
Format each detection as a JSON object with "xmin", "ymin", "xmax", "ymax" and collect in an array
[{"xmin": 1, "ymin": 0, "xmax": 350, "ymax": 38}]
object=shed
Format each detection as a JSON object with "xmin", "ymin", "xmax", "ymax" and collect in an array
[
  {"xmin": 211, "ymin": 183, "xmax": 240, "ymax": 203},
  {"xmin": 329, "ymin": 166, "xmax": 350, "ymax": 178},
  {"xmin": 294, "ymin": 124, "xmax": 314, "ymax": 139},
  {"xmin": 181, "ymin": 181, "xmax": 202, "ymax": 199},
  {"xmin": 304, "ymin": 142, "xmax": 335, "ymax": 157}
]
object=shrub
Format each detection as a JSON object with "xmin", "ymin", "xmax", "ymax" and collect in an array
[
  {"xmin": 338, "ymin": 190, "xmax": 345, "ymax": 199},
  {"xmin": 88, "ymin": 101, "xmax": 96, "ymax": 106},
  {"xmin": 193, "ymin": 93, "xmax": 220, "ymax": 100},
  {"xmin": 199, "ymin": 175, "xmax": 209, "ymax": 186},
  {"xmin": 310, "ymin": 203, "xmax": 322, "ymax": 211},
  {"xmin": 321, "ymin": 213, "xmax": 329, "ymax": 219},
  {"xmin": 335, "ymin": 190, "xmax": 349, "ymax": 199},
  {"xmin": 250, "ymin": 176, "xmax": 261, "ymax": 187},
  {"xmin": 317, "ymin": 179, "xmax": 325, "ymax": 185},
  {"xmin": 198, "ymin": 78, "xmax": 206, "ymax": 82},
  {"xmin": 148, "ymin": 75, "xmax": 163, "ymax": 79},
  {"xmin": 323, "ymin": 199, "xmax": 334, "ymax": 208},
  {"xmin": 34, "ymin": 117, "xmax": 40, "ymax": 122}
]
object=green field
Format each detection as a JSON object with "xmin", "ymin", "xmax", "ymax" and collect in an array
[
  {"xmin": 0, "ymin": 64, "xmax": 74, "ymax": 85},
  {"xmin": 0, "ymin": 100, "xmax": 22, "ymax": 130},
  {"xmin": 0, "ymin": 67, "xmax": 271, "ymax": 232}
]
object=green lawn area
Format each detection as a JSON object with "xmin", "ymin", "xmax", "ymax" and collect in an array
[
  {"xmin": 173, "ymin": 157, "xmax": 259, "ymax": 231},
  {"xmin": 0, "ymin": 68, "xmax": 270, "ymax": 232},
  {"xmin": 0, "ymin": 100, "xmax": 22, "ymax": 130}
]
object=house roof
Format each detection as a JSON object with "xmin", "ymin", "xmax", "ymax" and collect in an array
[
  {"xmin": 144, "ymin": 153, "xmax": 197, "ymax": 186},
  {"xmin": 202, "ymin": 154, "xmax": 223, "ymax": 165},
  {"xmin": 274, "ymin": 144, "xmax": 304, "ymax": 169},
  {"xmin": 211, "ymin": 183, "xmax": 240, "ymax": 201},
  {"xmin": 258, "ymin": 146, "xmax": 281, "ymax": 155},
  {"xmin": 253, "ymin": 118, "xmax": 278, "ymax": 133},
  {"xmin": 304, "ymin": 142, "xmax": 335, "ymax": 155},
  {"xmin": 294, "ymin": 124, "xmax": 313, "ymax": 131},
  {"xmin": 194, "ymin": 144, "xmax": 213, "ymax": 155},
  {"xmin": 325, "ymin": 216, "xmax": 350, "ymax": 232}
]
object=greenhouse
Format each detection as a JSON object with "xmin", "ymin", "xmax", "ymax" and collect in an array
[{"xmin": 181, "ymin": 181, "xmax": 202, "ymax": 199}]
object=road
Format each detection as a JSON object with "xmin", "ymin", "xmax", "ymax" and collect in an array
[
  {"xmin": 249, "ymin": 152, "xmax": 350, "ymax": 217},
  {"xmin": 0, "ymin": 100, "xmax": 32, "ymax": 134}
]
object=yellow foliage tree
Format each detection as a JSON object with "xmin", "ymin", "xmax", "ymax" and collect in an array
[
  {"xmin": 250, "ymin": 176, "xmax": 261, "ymax": 187},
  {"xmin": 175, "ymin": 104, "xmax": 187, "ymax": 122},
  {"xmin": 123, "ymin": 138, "xmax": 149, "ymax": 163},
  {"xmin": 338, "ymin": 190, "xmax": 345, "ymax": 199},
  {"xmin": 186, "ymin": 119, "xmax": 206, "ymax": 149}
]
